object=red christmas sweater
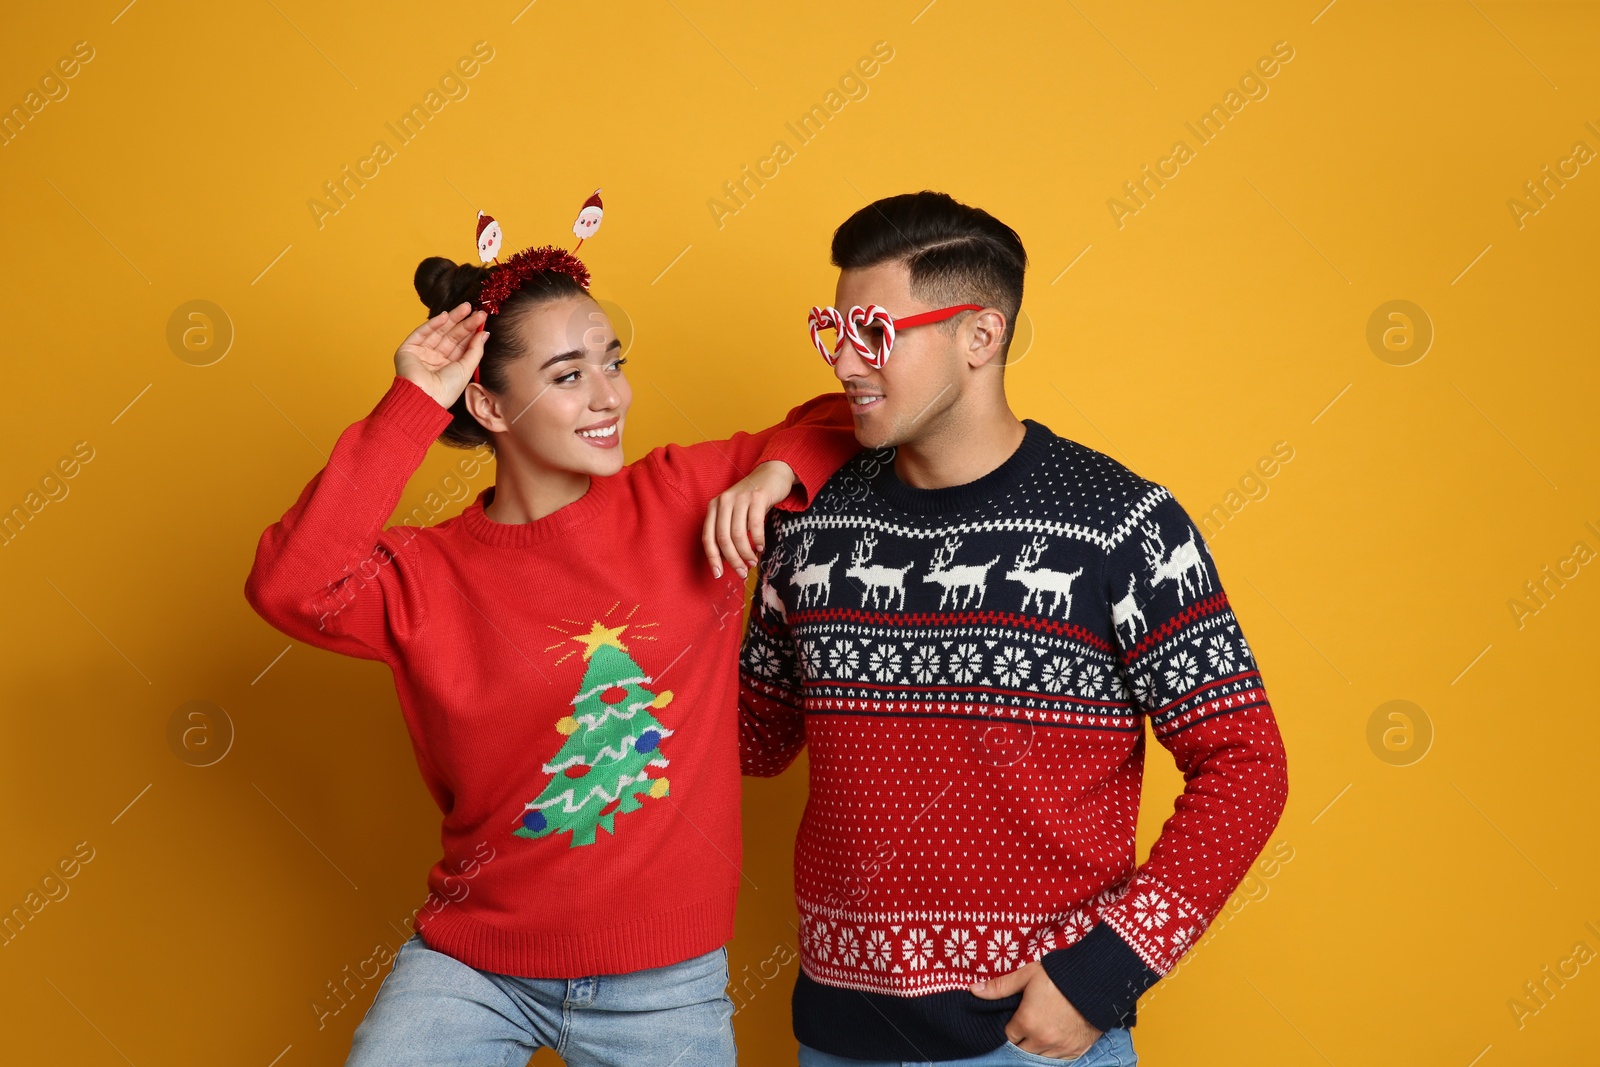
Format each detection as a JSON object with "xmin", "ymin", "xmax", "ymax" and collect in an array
[{"xmin": 245, "ymin": 375, "xmax": 859, "ymax": 977}]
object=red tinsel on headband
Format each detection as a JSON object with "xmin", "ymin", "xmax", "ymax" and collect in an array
[{"xmin": 477, "ymin": 245, "xmax": 591, "ymax": 315}]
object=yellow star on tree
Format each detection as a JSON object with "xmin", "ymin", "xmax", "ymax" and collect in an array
[{"xmin": 570, "ymin": 621, "xmax": 629, "ymax": 661}]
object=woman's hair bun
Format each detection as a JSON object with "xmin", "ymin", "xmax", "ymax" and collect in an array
[{"xmin": 414, "ymin": 256, "xmax": 467, "ymax": 317}]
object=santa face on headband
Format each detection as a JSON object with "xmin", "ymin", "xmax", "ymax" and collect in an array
[
  {"xmin": 476, "ymin": 213, "xmax": 503, "ymax": 263},
  {"xmin": 573, "ymin": 190, "xmax": 604, "ymax": 241}
]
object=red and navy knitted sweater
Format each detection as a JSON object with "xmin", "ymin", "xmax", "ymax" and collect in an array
[{"xmin": 738, "ymin": 418, "xmax": 1290, "ymax": 1060}]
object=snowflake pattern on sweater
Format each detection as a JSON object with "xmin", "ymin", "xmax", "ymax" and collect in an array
[{"xmin": 738, "ymin": 420, "xmax": 1289, "ymax": 1047}]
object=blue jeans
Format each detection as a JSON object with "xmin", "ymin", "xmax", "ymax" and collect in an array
[
  {"xmin": 798, "ymin": 1026, "xmax": 1136, "ymax": 1067},
  {"xmin": 346, "ymin": 931, "xmax": 737, "ymax": 1066}
]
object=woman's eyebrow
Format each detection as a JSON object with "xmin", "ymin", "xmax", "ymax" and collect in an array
[
  {"xmin": 539, "ymin": 350, "xmax": 584, "ymax": 370},
  {"xmin": 538, "ymin": 339, "xmax": 622, "ymax": 370}
]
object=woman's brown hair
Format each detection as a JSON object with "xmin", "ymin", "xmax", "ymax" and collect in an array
[{"xmin": 412, "ymin": 257, "xmax": 589, "ymax": 451}]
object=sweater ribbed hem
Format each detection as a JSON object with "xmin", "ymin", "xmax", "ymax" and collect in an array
[
  {"xmin": 1040, "ymin": 922, "xmax": 1161, "ymax": 1033},
  {"xmin": 792, "ymin": 968, "xmax": 1022, "ymax": 1060},
  {"xmin": 792, "ymin": 926, "xmax": 1156, "ymax": 1062},
  {"xmin": 413, "ymin": 883, "xmax": 739, "ymax": 978}
]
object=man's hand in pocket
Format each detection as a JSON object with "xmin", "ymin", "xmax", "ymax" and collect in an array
[{"xmin": 971, "ymin": 960, "xmax": 1102, "ymax": 1059}]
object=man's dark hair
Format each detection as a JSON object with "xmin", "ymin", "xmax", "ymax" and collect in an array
[{"xmin": 830, "ymin": 191, "xmax": 1027, "ymax": 362}]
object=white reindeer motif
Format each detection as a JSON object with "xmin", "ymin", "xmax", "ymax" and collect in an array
[
  {"xmin": 758, "ymin": 543, "xmax": 789, "ymax": 621},
  {"xmin": 1005, "ymin": 536, "xmax": 1084, "ymax": 618},
  {"xmin": 845, "ymin": 531, "xmax": 914, "ymax": 610},
  {"xmin": 922, "ymin": 536, "xmax": 1001, "ymax": 609},
  {"xmin": 788, "ymin": 532, "xmax": 838, "ymax": 608},
  {"xmin": 1111, "ymin": 573, "xmax": 1146, "ymax": 642},
  {"xmin": 1140, "ymin": 521, "xmax": 1211, "ymax": 605}
]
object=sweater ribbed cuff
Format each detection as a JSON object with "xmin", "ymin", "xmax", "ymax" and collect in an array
[
  {"xmin": 1040, "ymin": 922, "xmax": 1162, "ymax": 1033},
  {"xmin": 760, "ymin": 394, "xmax": 860, "ymax": 513},
  {"xmin": 372, "ymin": 375, "xmax": 456, "ymax": 443}
]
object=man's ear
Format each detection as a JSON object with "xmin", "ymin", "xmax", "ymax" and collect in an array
[{"xmin": 967, "ymin": 308, "xmax": 1009, "ymax": 369}]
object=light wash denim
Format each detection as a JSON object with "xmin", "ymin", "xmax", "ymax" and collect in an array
[
  {"xmin": 798, "ymin": 1025, "xmax": 1136, "ymax": 1067},
  {"xmin": 345, "ymin": 931, "xmax": 737, "ymax": 1066}
]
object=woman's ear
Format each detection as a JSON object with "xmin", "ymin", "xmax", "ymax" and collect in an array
[
  {"xmin": 967, "ymin": 308, "xmax": 1009, "ymax": 369},
  {"xmin": 464, "ymin": 381, "xmax": 509, "ymax": 435}
]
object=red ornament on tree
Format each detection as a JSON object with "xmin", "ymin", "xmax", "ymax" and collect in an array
[
  {"xmin": 600, "ymin": 686, "xmax": 629, "ymax": 705},
  {"xmin": 564, "ymin": 763, "xmax": 590, "ymax": 778}
]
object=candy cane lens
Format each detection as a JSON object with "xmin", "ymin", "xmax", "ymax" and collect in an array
[
  {"xmin": 809, "ymin": 306, "xmax": 842, "ymax": 364},
  {"xmin": 858, "ymin": 306, "xmax": 895, "ymax": 368}
]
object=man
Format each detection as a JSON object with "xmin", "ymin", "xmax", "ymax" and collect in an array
[{"xmin": 738, "ymin": 191, "xmax": 1289, "ymax": 1066}]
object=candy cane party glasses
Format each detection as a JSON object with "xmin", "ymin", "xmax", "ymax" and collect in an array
[{"xmin": 807, "ymin": 303, "xmax": 983, "ymax": 369}]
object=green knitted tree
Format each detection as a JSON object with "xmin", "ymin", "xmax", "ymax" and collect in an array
[{"xmin": 515, "ymin": 622, "xmax": 674, "ymax": 847}]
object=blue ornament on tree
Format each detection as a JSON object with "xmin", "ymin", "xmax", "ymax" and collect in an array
[
  {"xmin": 521, "ymin": 810, "xmax": 546, "ymax": 833},
  {"xmin": 635, "ymin": 729, "xmax": 661, "ymax": 753}
]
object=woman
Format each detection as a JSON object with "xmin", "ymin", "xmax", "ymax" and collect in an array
[{"xmin": 244, "ymin": 244, "xmax": 858, "ymax": 1066}]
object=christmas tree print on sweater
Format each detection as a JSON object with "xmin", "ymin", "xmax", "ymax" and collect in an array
[{"xmin": 515, "ymin": 621, "xmax": 674, "ymax": 848}]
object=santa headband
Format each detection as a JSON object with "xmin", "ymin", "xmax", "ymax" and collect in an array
[{"xmin": 469, "ymin": 189, "xmax": 606, "ymax": 382}]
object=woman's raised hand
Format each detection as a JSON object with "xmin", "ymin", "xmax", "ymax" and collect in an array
[{"xmin": 394, "ymin": 302, "xmax": 489, "ymax": 409}]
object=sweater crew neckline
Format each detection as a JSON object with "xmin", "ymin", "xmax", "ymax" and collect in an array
[
  {"xmin": 869, "ymin": 418, "xmax": 1053, "ymax": 515},
  {"xmin": 459, "ymin": 478, "xmax": 611, "ymax": 547}
]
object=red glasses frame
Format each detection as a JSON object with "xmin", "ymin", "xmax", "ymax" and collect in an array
[{"xmin": 807, "ymin": 303, "xmax": 983, "ymax": 368}]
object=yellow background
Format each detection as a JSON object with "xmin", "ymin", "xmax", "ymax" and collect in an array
[{"xmin": 2, "ymin": 1, "xmax": 1596, "ymax": 1064}]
